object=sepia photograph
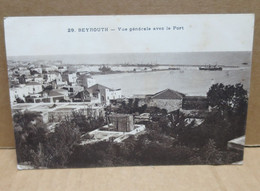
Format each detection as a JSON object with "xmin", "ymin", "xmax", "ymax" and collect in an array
[
  {"xmin": 3, "ymin": 15, "xmax": 254, "ymax": 169},
  {"xmin": 7, "ymin": 51, "xmax": 251, "ymax": 169}
]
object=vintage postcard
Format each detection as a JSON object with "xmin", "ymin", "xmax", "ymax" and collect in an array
[{"xmin": 4, "ymin": 14, "xmax": 254, "ymax": 169}]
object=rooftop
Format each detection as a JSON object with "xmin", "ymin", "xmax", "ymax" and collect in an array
[
  {"xmin": 151, "ymin": 89, "xmax": 185, "ymax": 100},
  {"xmin": 87, "ymin": 84, "xmax": 112, "ymax": 92},
  {"xmin": 48, "ymin": 90, "xmax": 65, "ymax": 97}
]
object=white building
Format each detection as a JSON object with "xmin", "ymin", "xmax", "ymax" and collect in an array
[
  {"xmin": 106, "ymin": 88, "xmax": 122, "ymax": 101},
  {"xmin": 62, "ymin": 72, "xmax": 77, "ymax": 85},
  {"xmin": 33, "ymin": 76, "xmax": 44, "ymax": 84},
  {"xmin": 9, "ymin": 85, "xmax": 29, "ymax": 103},
  {"xmin": 26, "ymin": 82, "xmax": 43, "ymax": 94},
  {"xmin": 44, "ymin": 72, "xmax": 61, "ymax": 83},
  {"xmin": 9, "ymin": 82, "xmax": 42, "ymax": 103},
  {"xmin": 56, "ymin": 75, "xmax": 67, "ymax": 86},
  {"xmin": 77, "ymin": 74, "xmax": 96, "ymax": 88},
  {"xmin": 68, "ymin": 73, "xmax": 77, "ymax": 84},
  {"xmin": 87, "ymin": 84, "xmax": 122, "ymax": 105},
  {"xmin": 18, "ymin": 68, "xmax": 30, "ymax": 76}
]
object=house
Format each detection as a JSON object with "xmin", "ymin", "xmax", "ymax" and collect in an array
[
  {"xmin": 25, "ymin": 93, "xmax": 44, "ymax": 103},
  {"xmin": 146, "ymin": 89, "xmax": 185, "ymax": 112},
  {"xmin": 9, "ymin": 85, "xmax": 29, "ymax": 103},
  {"xmin": 62, "ymin": 72, "xmax": 77, "ymax": 85},
  {"xmin": 11, "ymin": 103, "xmax": 52, "ymax": 123},
  {"xmin": 9, "ymin": 82, "xmax": 42, "ymax": 103},
  {"xmin": 62, "ymin": 85, "xmax": 84, "ymax": 96},
  {"xmin": 106, "ymin": 88, "xmax": 122, "ymax": 101},
  {"xmin": 82, "ymin": 106, "xmax": 105, "ymax": 119},
  {"xmin": 25, "ymin": 85, "xmax": 68, "ymax": 103},
  {"xmin": 76, "ymin": 74, "xmax": 96, "ymax": 88},
  {"xmin": 25, "ymin": 89, "xmax": 68, "ymax": 103},
  {"xmin": 26, "ymin": 82, "xmax": 43, "ymax": 94},
  {"xmin": 72, "ymin": 91, "xmax": 91, "ymax": 102},
  {"xmin": 107, "ymin": 114, "xmax": 134, "ymax": 132},
  {"xmin": 33, "ymin": 75, "xmax": 44, "ymax": 84},
  {"xmin": 86, "ymin": 84, "xmax": 104, "ymax": 104},
  {"xmin": 42, "ymin": 89, "xmax": 68, "ymax": 103},
  {"xmin": 48, "ymin": 107, "xmax": 75, "ymax": 122},
  {"xmin": 18, "ymin": 68, "xmax": 30, "ymax": 76},
  {"xmin": 55, "ymin": 75, "xmax": 67, "ymax": 86},
  {"xmin": 44, "ymin": 72, "xmax": 61, "ymax": 83},
  {"xmin": 87, "ymin": 84, "xmax": 122, "ymax": 105},
  {"xmin": 72, "ymin": 90, "xmax": 101, "ymax": 103},
  {"xmin": 48, "ymin": 104, "xmax": 105, "ymax": 122}
]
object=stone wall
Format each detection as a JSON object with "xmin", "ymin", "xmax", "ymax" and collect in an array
[{"xmin": 148, "ymin": 99, "xmax": 182, "ymax": 112}]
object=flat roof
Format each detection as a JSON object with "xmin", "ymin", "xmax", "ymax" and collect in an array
[
  {"xmin": 12, "ymin": 104, "xmax": 35, "ymax": 110},
  {"xmin": 29, "ymin": 104, "xmax": 57, "ymax": 112}
]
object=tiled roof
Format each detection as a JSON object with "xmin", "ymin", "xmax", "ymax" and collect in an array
[
  {"xmin": 87, "ymin": 84, "xmax": 112, "ymax": 92},
  {"xmin": 151, "ymin": 89, "xmax": 185, "ymax": 100}
]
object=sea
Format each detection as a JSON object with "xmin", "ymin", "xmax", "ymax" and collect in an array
[{"xmin": 92, "ymin": 67, "xmax": 251, "ymax": 97}]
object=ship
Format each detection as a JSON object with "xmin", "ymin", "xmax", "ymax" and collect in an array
[{"xmin": 199, "ymin": 65, "xmax": 222, "ymax": 71}]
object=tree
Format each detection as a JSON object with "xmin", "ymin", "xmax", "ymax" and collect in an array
[
  {"xmin": 171, "ymin": 83, "xmax": 248, "ymax": 149},
  {"xmin": 13, "ymin": 111, "xmax": 48, "ymax": 163},
  {"xmin": 207, "ymin": 83, "xmax": 248, "ymax": 115},
  {"xmin": 70, "ymin": 111, "xmax": 105, "ymax": 133},
  {"xmin": 41, "ymin": 120, "xmax": 81, "ymax": 168},
  {"xmin": 205, "ymin": 83, "xmax": 248, "ymax": 148},
  {"xmin": 13, "ymin": 111, "xmax": 43, "ymax": 130},
  {"xmin": 13, "ymin": 111, "xmax": 84, "ymax": 168}
]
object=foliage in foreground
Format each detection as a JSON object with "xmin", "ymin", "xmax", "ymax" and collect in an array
[
  {"xmin": 13, "ymin": 111, "xmax": 104, "ymax": 168},
  {"xmin": 68, "ymin": 129, "xmax": 243, "ymax": 167},
  {"xmin": 13, "ymin": 83, "xmax": 247, "ymax": 168}
]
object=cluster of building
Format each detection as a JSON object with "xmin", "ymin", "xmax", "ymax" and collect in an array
[
  {"xmin": 8, "ymin": 60, "xmax": 213, "ymax": 145},
  {"xmin": 80, "ymin": 89, "xmax": 210, "ymax": 144},
  {"xmin": 8, "ymin": 61, "xmax": 122, "ymax": 106},
  {"xmin": 135, "ymin": 88, "xmax": 208, "ymax": 113},
  {"xmin": 135, "ymin": 88, "xmax": 209, "ymax": 127}
]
